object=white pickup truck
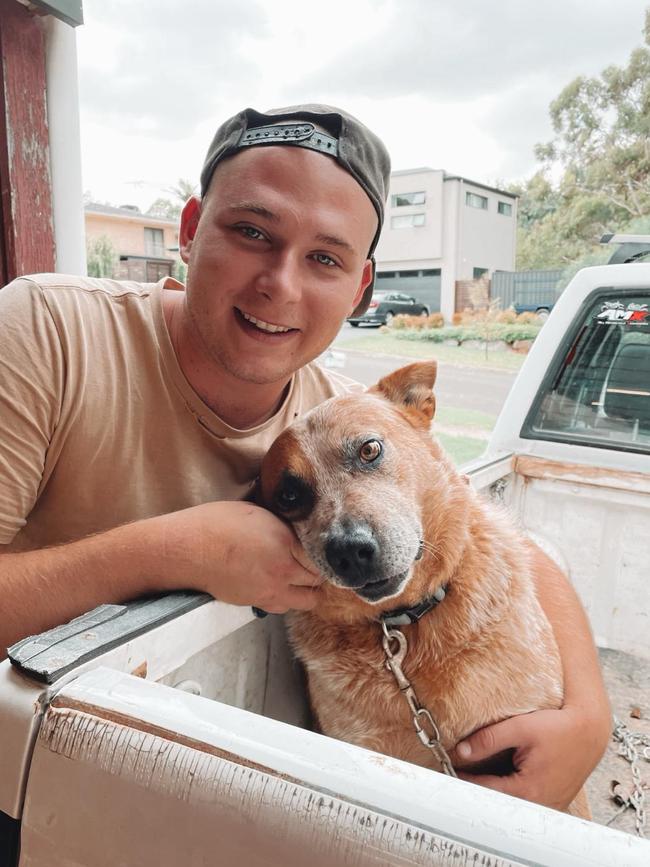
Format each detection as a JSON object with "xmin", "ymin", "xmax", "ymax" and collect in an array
[{"xmin": 1, "ymin": 244, "xmax": 650, "ymax": 866}]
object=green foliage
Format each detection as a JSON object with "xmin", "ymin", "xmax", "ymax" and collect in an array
[
  {"xmin": 514, "ymin": 9, "xmax": 650, "ymax": 271},
  {"xmin": 173, "ymin": 260, "xmax": 188, "ymax": 283},
  {"xmin": 146, "ymin": 178, "xmax": 196, "ymax": 220},
  {"xmin": 146, "ymin": 197, "xmax": 181, "ymax": 220},
  {"xmin": 86, "ymin": 235, "xmax": 118, "ymax": 278},
  {"xmin": 393, "ymin": 323, "xmax": 541, "ymax": 345}
]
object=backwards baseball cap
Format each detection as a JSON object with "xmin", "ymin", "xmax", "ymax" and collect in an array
[{"xmin": 199, "ymin": 105, "xmax": 391, "ymax": 316}]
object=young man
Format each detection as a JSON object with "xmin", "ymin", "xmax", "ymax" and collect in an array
[{"xmin": 0, "ymin": 105, "xmax": 609, "ymax": 810}]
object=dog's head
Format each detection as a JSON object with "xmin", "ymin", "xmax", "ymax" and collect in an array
[{"xmin": 259, "ymin": 362, "xmax": 470, "ymax": 621}]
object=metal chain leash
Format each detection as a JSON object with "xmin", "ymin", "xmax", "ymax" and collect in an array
[
  {"xmin": 381, "ymin": 621, "xmax": 457, "ymax": 778},
  {"xmin": 608, "ymin": 716, "xmax": 649, "ymax": 837}
]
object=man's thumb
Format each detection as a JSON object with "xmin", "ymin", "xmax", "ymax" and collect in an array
[{"xmin": 452, "ymin": 718, "xmax": 515, "ymax": 764}]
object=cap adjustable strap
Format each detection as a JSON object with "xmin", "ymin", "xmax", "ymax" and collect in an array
[
  {"xmin": 239, "ymin": 123, "xmax": 339, "ymax": 157},
  {"xmin": 380, "ymin": 585, "xmax": 448, "ymax": 628}
]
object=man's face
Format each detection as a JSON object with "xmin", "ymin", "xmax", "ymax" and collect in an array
[{"xmin": 178, "ymin": 145, "xmax": 377, "ymax": 387}]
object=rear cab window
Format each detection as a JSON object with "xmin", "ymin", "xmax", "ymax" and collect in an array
[{"xmin": 523, "ymin": 289, "xmax": 650, "ymax": 454}]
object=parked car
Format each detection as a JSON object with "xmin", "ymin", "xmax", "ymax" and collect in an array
[{"xmin": 348, "ymin": 292, "xmax": 429, "ymax": 326}]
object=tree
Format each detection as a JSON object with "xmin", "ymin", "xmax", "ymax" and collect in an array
[
  {"xmin": 514, "ymin": 9, "xmax": 650, "ymax": 271},
  {"xmin": 146, "ymin": 197, "xmax": 182, "ymax": 220},
  {"xmin": 86, "ymin": 235, "xmax": 118, "ymax": 278},
  {"xmin": 146, "ymin": 178, "xmax": 196, "ymax": 221}
]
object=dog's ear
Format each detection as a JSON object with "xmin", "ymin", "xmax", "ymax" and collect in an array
[{"xmin": 369, "ymin": 361, "xmax": 437, "ymax": 428}]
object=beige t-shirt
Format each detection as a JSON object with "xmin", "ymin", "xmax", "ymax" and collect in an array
[{"xmin": 0, "ymin": 274, "xmax": 360, "ymax": 551}]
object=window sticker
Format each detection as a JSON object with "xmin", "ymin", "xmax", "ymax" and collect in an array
[{"xmin": 595, "ymin": 301, "xmax": 649, "ymax": 325}]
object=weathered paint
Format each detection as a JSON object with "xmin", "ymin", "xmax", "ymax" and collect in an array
[
  {"xmin": 0, "ymin": 0, "xmax": 55, "ymax": 284},
  {"xmin": 515, "ymin": 455, "xmax": 650, "ymax": 495},
  {"xmin": 17, "ymin": 667, "xmax": 649, "ymax": 866}
]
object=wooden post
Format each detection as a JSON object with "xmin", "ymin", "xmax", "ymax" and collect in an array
[{"xmin": 0, "ymin": 0, "xmax": 56, "ymax": 285}]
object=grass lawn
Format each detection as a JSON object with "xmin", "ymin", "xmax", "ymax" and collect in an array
[
  {"xmin": 435, "ymin": 405, "xmax": 497, "ymax": 431},
  {"xmin": 437, "ymin": 432, "xmax": 488, "ymax": 466},
  {"xmin": 342, "ymin": 332, "xmax": 527, "ymax": 372}
]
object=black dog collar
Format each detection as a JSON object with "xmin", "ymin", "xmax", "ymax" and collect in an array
[{"xmin": 380, "ymin": 585, "xmax": 448, "ymax": 628}]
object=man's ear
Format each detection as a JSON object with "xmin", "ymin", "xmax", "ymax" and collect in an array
[
  {"xmin": 179, "ymin": 196, "xmax": 202, "ymax": 263},
  {"xmin": 349, "ymin": 259, "xmax": 374, "ymax": 315},
  {"xmin": 369, "ymin": 361, "xmax": 437, "ymax": 428}
]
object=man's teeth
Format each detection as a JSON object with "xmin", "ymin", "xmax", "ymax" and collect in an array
[{"xmin": 241, "ymin": 311, "xmax": 292, "ymax": 333}]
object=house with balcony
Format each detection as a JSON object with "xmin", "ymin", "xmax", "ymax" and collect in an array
[
  {"xmin": 374, "ymin": 168, "xmax": 518, "ymax": 320},
  {"xmin": 84, "ymin": 203, "xmax": 181, "ymax": 282}
]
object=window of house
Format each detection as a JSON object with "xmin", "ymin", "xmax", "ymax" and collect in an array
[
  {"xmin": 391, "ymin": 214, "xmax": 426, "ymax": 229},
  {"xmin": 498, "ymin": 201, "xmax": 513, "ymax": 216},
  {"xmin": 473, "ymin": 267, "xmax": 488, "ymax": 279},
  {"xmin": 466, "ymin": 192, "xmax": 488, "ymax": 210},
  {"xmin": 391, "ymin": 191, "xmax": 426, "ymax": 207},
  {"xmin": 144, "ymin": 227, "xmax": 165, "ymax": 257},
  {"xmin": 376, "ymin": 272, "xmax": 397, "ymax": 280},
  {"xmin": 522, "ymin": 291, "xmax": 650, "ymax": 454}
]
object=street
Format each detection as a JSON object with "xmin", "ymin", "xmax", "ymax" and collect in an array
[{"xmin": 326, "ymin": 325, "xmax": 517, "ymax": 417}]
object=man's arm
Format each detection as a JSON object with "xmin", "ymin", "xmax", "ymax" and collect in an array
[
  {"xmin": 0, "ymin": 501, "xmax": 322, "ymax": 658},
  {"xmin": 452, "ymin": 545, "xmax": 611, "ymax": 810}
]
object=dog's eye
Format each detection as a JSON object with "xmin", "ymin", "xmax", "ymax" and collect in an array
[
  {"xmin": 276, "ymin": 486, "xmax": 300, "ymax": 511},
  {"xmin": 359, "ymin": 439, "xmax": 382, "ymax": 463}
]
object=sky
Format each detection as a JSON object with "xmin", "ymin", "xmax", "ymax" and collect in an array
[{"xmin": 76, "ymin": 0, "xmax": 649, "ymax": 212}]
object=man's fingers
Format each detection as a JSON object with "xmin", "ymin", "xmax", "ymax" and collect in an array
[
  {"xmin": 285, "ymin": 584, "xmax": 321, "ymax": 611},
  {"xmin": 289, "ymin": 539, "xmax": 323, "ymax": 579},
  {"xmin": 455, "ymin": 771, "xmax": 520, "ymax": 798},
  {"xmin": 452, "ymin": 716, "xmax": 520, "ymax": 765}
]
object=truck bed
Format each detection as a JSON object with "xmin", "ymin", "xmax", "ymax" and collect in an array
[{"xmin": 587, "ymin": 647, "xmax": 650, "ymax": 836}]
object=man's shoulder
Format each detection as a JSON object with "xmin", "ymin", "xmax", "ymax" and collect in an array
[
  {"xmin": 298, "ymin": 360, "xmax": 364, "ymax": 405},
  {"xmin": 7, "ymin": 273, "xmax": 155, "ymax": 300}
]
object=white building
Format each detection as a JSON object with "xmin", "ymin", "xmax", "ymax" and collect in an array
[{"xmin": 374, "ymin": 168, "xmax": 518, "ymax": 321}]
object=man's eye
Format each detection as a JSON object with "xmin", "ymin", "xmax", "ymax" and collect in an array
[
  {"xmin": 239, "ymin": 226, "xmax": 266, "ymax": 241},
  {"xmin": 313, "ymin": 253, "xmax": 337, "ymax": 267}
]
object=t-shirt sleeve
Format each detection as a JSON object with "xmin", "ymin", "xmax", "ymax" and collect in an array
[
  {"xmin": 0, "ymin": 278, "xmax": 64, "ymax": 544},
  {"xmin": 318, "ymin": 367, "xmax": 365, "ymax": 396}
]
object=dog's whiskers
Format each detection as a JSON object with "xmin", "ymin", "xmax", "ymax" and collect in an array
[{"xmin": 419, "ymin": 539, "xmax": 441, "ymax": 561}]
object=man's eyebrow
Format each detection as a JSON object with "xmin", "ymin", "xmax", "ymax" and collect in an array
[
  {"xmin": 315, "ymin": 233, "xmax": 354, "ymax": 253},
  {"xmin": 228, "ymin": 203, "xmax": 354, "ymax": 253},
  {"xmin": 228, "ymin": 202, "xmax": 279, "ymax": 222}
]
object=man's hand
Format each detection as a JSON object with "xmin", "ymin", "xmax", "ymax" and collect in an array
[
  {"xmin": 158, "ymin": 501, "xmax": 323, "ymax": 614},
  {"xmin": 451, "ymin": 704, "xmax": 610, "ymax": 810}
]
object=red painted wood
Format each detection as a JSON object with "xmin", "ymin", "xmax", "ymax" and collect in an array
[{"xmin": 0, "ymin": 0, "xmax": 55, "ymax": 284}]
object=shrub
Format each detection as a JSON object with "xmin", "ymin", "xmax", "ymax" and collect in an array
[
  {"xmin": 393, "ymin": 323, "xmax": 542, "ymax": 345},
  {"xmin": 426, "ymin": 312, "xmax": 445, "ymax": 328},
  {"xmin": 451, "ymin": 312, "xmax": 464, "ymax": 326},
  {"xmin": 516, "ymin": 311, "xmax": 542, "ymax": 325}
]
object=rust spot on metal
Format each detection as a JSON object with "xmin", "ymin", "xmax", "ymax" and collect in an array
[
  {"xmin": 130, "ymin": 661, "xmax": 148, "ymax": 679},
  {"xmin": 514, "ymin": 455, "xmax": 650, "ymax": 495}
]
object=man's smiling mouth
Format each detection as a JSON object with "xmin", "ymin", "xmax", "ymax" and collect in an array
[{"xmin": 237, "ymin": 308, "xmax": 297, "ymax": 334}]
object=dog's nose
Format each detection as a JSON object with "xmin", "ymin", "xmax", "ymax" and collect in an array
[{"xmin": 325, "ymin": 524, "xmax": 380, "ymax": 586}]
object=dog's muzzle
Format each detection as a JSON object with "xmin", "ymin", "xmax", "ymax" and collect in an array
[{"xmin": 324, "ymin": 520, "xmax": 381, "ymax": 587}]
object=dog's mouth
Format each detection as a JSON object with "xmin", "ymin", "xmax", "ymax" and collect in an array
[{"xmin": 356, "ymin": 570, "xmax": 409, "ymax": 603}]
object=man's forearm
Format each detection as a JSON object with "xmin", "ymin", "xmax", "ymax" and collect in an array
[
  {"xmin": 0, "ymin": 517, "xmax": 170, "ymax": 656},
  {"xmin": 0, "ymin": 500, "xmax": 323, "ymax": 658},
  {"xmin": 530, "ymin": 545, "xmax": 611, "ymax": 730}
]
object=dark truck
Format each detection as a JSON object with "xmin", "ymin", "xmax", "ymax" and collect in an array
[
  {"xmin": 494, "ymin": 234, "xmax": 650, "ymax": 320},
  {"xmin": 491, "ymin": 267, "xmax": 564, "ymax": 320}
]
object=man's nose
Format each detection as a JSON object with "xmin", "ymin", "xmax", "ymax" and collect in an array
[
  {"xmin": 325, "ymin": 522, "xmax": 380, "ymax": 586},
  {"xmin": 255, "ymin": 252, "xmax": 303, "ymax": 304}
]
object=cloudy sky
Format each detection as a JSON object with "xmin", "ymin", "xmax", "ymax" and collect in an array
[{"xmin": 76, "ymin": 0, "xmax": 649, "ymax": 211}]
